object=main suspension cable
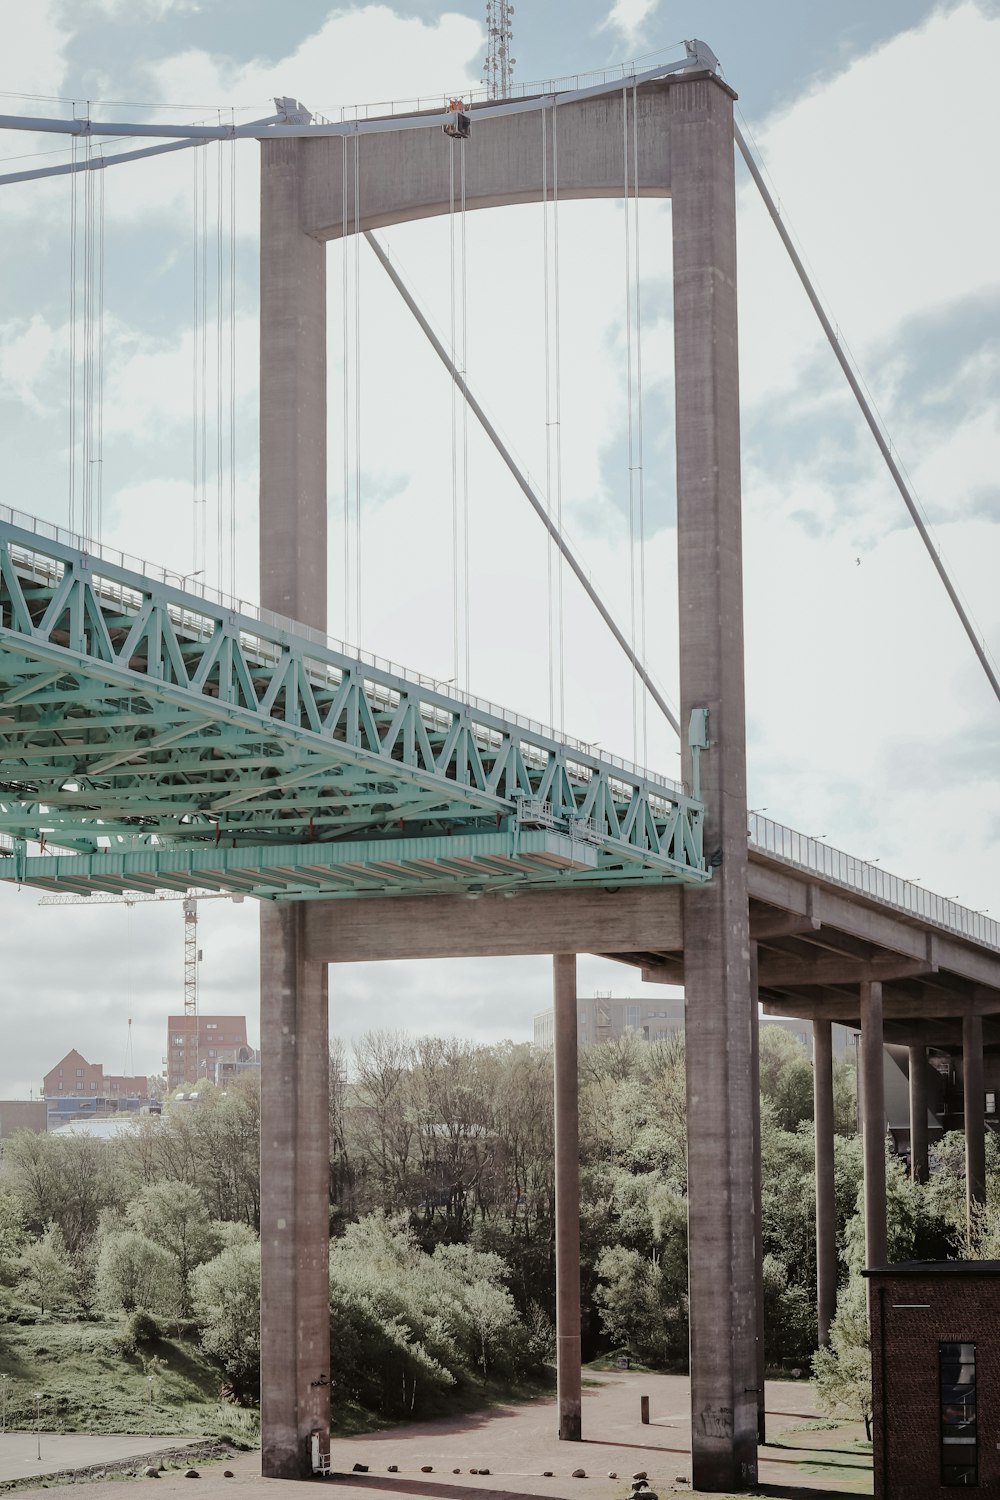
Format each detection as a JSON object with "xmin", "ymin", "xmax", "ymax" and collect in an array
[{"xmin": 734, "ymin": 119, "xmax": 1000, "ymax": 710}]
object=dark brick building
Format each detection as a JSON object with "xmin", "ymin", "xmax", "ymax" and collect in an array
[{"xmin": 866, "ymin": 1262, "xmax": 1000, "ymax": 1496}]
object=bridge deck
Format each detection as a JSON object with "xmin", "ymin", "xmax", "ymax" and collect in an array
[{"xmin": 0, "ymin": 507, "xmax": 704, "ymax": 898}]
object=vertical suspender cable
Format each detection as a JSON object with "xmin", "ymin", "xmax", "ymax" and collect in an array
[
  {"xmin": 622, "ymin": 88, "xmax": 638, "ymax": 763},
  {"xmin": 341, "ymin": 131, "xmax": 350, "ymax": 642},
  {"xmin": 228, "ymin": 119, "xmax": 237, "ymax": 594},
  {"xmin": 200, "ymin": 143, "xmax": 208, "ymax": 576},
  {"xmin": 632, "ymin": 83, "xmax": 648, "ymax": 767},
  {"xmin": 216, "ymin": 127, "xmax": 224, "ymax": 588},
  {"xmin": 68, "ymin": 124, "xmax": 77, "ymax": 533},
  {"xmin": 541, "ymin": 107, "xmax": 555, "ymax": 727},
  {"xmin": 82, "ymin": 121, "xmax": 93, "ymax": 537},
  {"xmin": 191, "ymin": 146, "xmax": 199, "ymax": 572},
  {"xmin": 96, "ymin": 154, "xmax": 105, "ymax": 541},
  {"xmin": 550, "ymin": 103, "xmax": 566, "ymax": 732},
  {"xmin": 449, "ymin": 139, "xmax": 459, "ymax": 684},
  {"xmin": 460, "ymin": 140, "xmax": 470, "ymax": 692},
  {"xmin": 353, "ymin": 131, "xmax": 362, "ymax": 646}
]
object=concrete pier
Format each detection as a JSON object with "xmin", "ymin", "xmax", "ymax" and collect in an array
[
  {"xmin": 963, "ymin": 1013, "xmax": 986, "ymax": 1223},
  {"xmin": 553, "ymin": 954, "xmax": 582, "ymax": 1443},
  {"xmin": 812, "ymin": 1020, "xmax": 837, "ymax": 1346},
  {"xmin": 860, "ymin": 982, "xmax": 887, "ymax": 1269},
  {"xmin": 749, "ymin": 947, "xmax": 765, "ymax": 1443},
  {"xmin": 259, "ymin": 136, "xmax": 330, "ymax": 1479},
  {"xmin": 672, "ymin": 73, "xmax": 758, "ymax": 1491},
  {"xmin": 908, "ymin": 1044, "xmax": 929, "ymax": 1185}
]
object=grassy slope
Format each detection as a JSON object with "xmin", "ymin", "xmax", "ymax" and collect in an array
[{"xmin": 0, "ymin": 1317, "xmax": 257, "ymax": 1442}]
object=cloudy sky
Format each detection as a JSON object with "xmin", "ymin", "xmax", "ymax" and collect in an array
[{"xmin": 1, "ymin": 0, "xmax": 998, "ymax": 1096}]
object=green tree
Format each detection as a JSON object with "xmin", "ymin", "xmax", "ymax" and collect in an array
[
  {"xmin": 191, "ymin": 1240, "xmax": 261, "ymax": 1402},
  {"xmin": 128, "ymin": 1181, "xmax": 219, "ymax": 1315},
  {"xmin": 812, "ymin": 1276, "xmax": 873, "ymax": 1437},
  {"xmin": 18, "ymin": 1223, "xmax": 76, "ymax": 1314},
  {"xmin": 94, "ymin": 1229, "xmax": 178, "ymax": 1316},
  {"xmin": 759, "ymin": 1027, "xmax": 814, "ymax": 1131}
]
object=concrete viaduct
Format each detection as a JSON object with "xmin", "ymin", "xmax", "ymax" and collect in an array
[{"xmin": 255, "ymin": 61, "xmax": 1000, "ymax": 1492}]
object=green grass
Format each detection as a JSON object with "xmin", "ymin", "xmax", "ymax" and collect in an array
[{"xmin": 0, "ymin": 1315, "xmax": 250, "ymax": 1440}]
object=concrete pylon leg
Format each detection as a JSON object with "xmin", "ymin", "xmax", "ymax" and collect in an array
[
  {"xmin": 963, "ymin": 1013, "xmax": 986, "ymax": 1228},
  {"xmin": 553, "ymin": 954, "xmax": 582, "ymax": 1442},
  {"xmin": 860, "ymin": 982, "xmax": 887, "ymax": 1269},
  {"xmin": 259, "ymin": 903, "xmax": 330, "ymax": 1477},
  {"xmin": 813, "ymin": 1020, "xmax": 837, "ymax": 1346},
  {"xmin": 749, "ymin": 947, "xmax": 765, "ymax": 1443},
  {"xmin": 672, "ymin": 73, "xmax": 757, "ymax": 1491},
  {"xmin": 259, "ymin": 135, "xmax": 329, "ymax": 1479},
  {"xmin": 908, "ymin": 1044, "xmax": 929, "ymax": 1185}
]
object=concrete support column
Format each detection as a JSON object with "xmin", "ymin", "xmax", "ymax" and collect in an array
[
  {"xmin": 259, "ymin": 904, "xmax": 330, "ymax": 1478},
  {"xmin": 672, "ymin": 72, "xmax": 757, "ymax": 1491},
  {"xmin": 749, "ymin": 947, "xmax": 765, "ymax": 1443},
  {"xmin": 908, "ymin": 1044, "xmax": 929, "ymax": 1186},
  {"xmin": 963, "ymin": 1013, "xmax": 986, "ymax": 1225},
  {"xmin": 860, "ymin": 982, "xmax": 887, "ymax": 1269},
  {"xmin": 259, "ymin": 138, "xmax": 330, "ymax": 1479},
  {"xmin": 552, "ymin": 954, "xmax": 582, "ymax": 1442},
  {"xmin": 813, "ymin": 1020, "xmax": 837, "ymax": 1347}
]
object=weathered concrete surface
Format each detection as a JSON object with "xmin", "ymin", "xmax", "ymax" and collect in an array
[
  {"xmin": 259, "ymin": 902, "xmax": 331, "ymax": 1478},
  {"xmin": 304, "ymin": 886, "xmax": 683, "ymax": 962},
  {"xmin": 671, "ymin": 73, "xmax": 757, "ymax": 1492},
  {"xmin": 813, "ymin": 1020, "xmax": 837, "ymax": 1347},
  {"xmin": 259, "ymin": 137, "xmax": 327, "ymax": 630},
  {"xmin": 860, "ymin": 982, "xmax": 887, "ymax": 1269},
  {"xmin": 301, "ymin": 83, "xmax": 678, "ymax": 240},
  {"xmin": 553, "ymin": 954, "xmax": 582, "ymax": 1443},
  {"xmin": 259, "ymin": 138, "xmax": 331, "ymax": 1480},
  {"xmin": 963, "ymin": 1011, "xmax": 986, "ymax": 1220},
  {"xmin": 908, "ymin": 1044, "xmax": 929, "ymax": 1184}
]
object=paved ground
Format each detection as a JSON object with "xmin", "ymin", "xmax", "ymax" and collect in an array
[
  {"xmin": 0, "ymin": 1432, "xmax": 202, "ymax": 1484},
  {"xmin": 6, "ymin": 1373, "xmax": 872, "ymax": 1498}
]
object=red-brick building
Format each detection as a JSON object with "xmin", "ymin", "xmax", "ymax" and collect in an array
[
  {"xmin": 867, "ymin": 1261, "xmax": 1000, "ymax": 1497},
  {"xmin": 166, "ymin": 1015, "xmax": 253, "ymax": 1091},
  {"xmin": 42, "ymin": 1049, "xmax": 147, "ymax": 1102}
]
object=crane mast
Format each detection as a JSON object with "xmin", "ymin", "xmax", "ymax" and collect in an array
[{"xmin": 482, "ymin": 0, "xmax": 515, "ymax": 100}]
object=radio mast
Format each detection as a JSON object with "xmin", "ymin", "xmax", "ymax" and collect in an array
[{"xmin": 483, "ymin": 1, "xmax": 515, "ymax": 99}]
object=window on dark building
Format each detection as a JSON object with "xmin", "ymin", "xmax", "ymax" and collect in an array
[{"xmin": 940, "ymin": 1341, "xmax": 977, "ymax": 1486}]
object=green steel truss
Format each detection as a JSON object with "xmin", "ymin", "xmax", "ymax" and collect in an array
[{"xmin": 0, "ymin": 512, "xmax": 707, "ymax": 900}]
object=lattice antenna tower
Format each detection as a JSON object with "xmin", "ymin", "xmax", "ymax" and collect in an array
[{"xmin": 483, "ymin": 0, "xmax": 515, "ymax": 99}]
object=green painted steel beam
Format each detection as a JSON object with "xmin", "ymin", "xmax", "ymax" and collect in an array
[{"xmin": 0, "ymin": 510, "xmax": 708, "ymax": 897}]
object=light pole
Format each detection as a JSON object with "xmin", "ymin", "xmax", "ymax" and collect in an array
[
  {"xmin": 147, "ymin": 1374, "xmax": 154, "ymax": 1435},
  {"xmin": 1, "ymin": 1374, "xmax": 7, "ymax": 1434},
  {"xmin": 34, "ymin": 1391, "xmax": 41, "ymax": 1462}
]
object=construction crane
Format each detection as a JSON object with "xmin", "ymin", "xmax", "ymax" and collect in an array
[{"xmin": 38, "ymin": 889, "xmax": 245, "ymax": 1081}]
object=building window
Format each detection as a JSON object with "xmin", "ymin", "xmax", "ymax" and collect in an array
[
  {"xmin": 206, "ymin": 1023, "xmax": 218, "ymax": 1030},
  {"xmin": 625, "ymin": 1004, "xmax": 640, "ymax": 1031},
  {"xmin": 940, "ymin": 1341, "xmax": 977, "ymax": 1486},
  {"xmin": 75, "ymin": 1068, "xmax": 83, "ymax": 1076}
]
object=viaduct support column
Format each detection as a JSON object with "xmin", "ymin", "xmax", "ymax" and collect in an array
[
  {"xmin": 860, "ymin": 982, "xmax": 887, "ymax": 1269},
  {"xmin": 672, "ymin": 72, "xmax": 757, "ymax": 1491},
  {"xmin": 813, "ymin": 1020, "xmax": 837, "ymax": 1347},
  {"xmin": 963, "ymin": 1013, "xmax": 986, "ymax": 1229},
  {"xmin": 908, "ymin": 1044, "xmax": 929, "ymax": 1186},
  {"xmin": 749, "ymin": 947, "xmax": 765, "ymax": 1443},
  {"xmin": 259, "ymin": 137, "xmax": 330, "ymax": 1479},
  {"xmin": 553, "ymin": 954, "xmax": 582, "ymax": 1442}
]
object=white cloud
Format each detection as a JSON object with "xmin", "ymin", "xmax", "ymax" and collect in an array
[{"xmin": 599, "ymin": 0, "xmax": 662, "ymax": 53}]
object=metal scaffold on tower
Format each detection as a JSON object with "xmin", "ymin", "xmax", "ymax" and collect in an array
[{"xmin": 482, "ymin": 0, "xmax": 515, "ymax": 99}]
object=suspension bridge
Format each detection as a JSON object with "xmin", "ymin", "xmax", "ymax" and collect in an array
[{"xmin": 1, "ymin": 37, "xmax": 999, "ymax": 1495}]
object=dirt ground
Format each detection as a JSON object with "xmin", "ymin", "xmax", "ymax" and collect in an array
[{"xmin": 4, "ymin": 1372, "xmax": 872, "ymax": 1499}]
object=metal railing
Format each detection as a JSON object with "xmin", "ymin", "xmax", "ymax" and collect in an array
[{"xmin": 749, "ymin": 813, "xmax": 1000, "ymax": 954}]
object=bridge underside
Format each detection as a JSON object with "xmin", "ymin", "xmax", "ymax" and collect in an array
[{"xmin": 0, "ymin": 514, "xmax": 706, "ymax": 899}]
